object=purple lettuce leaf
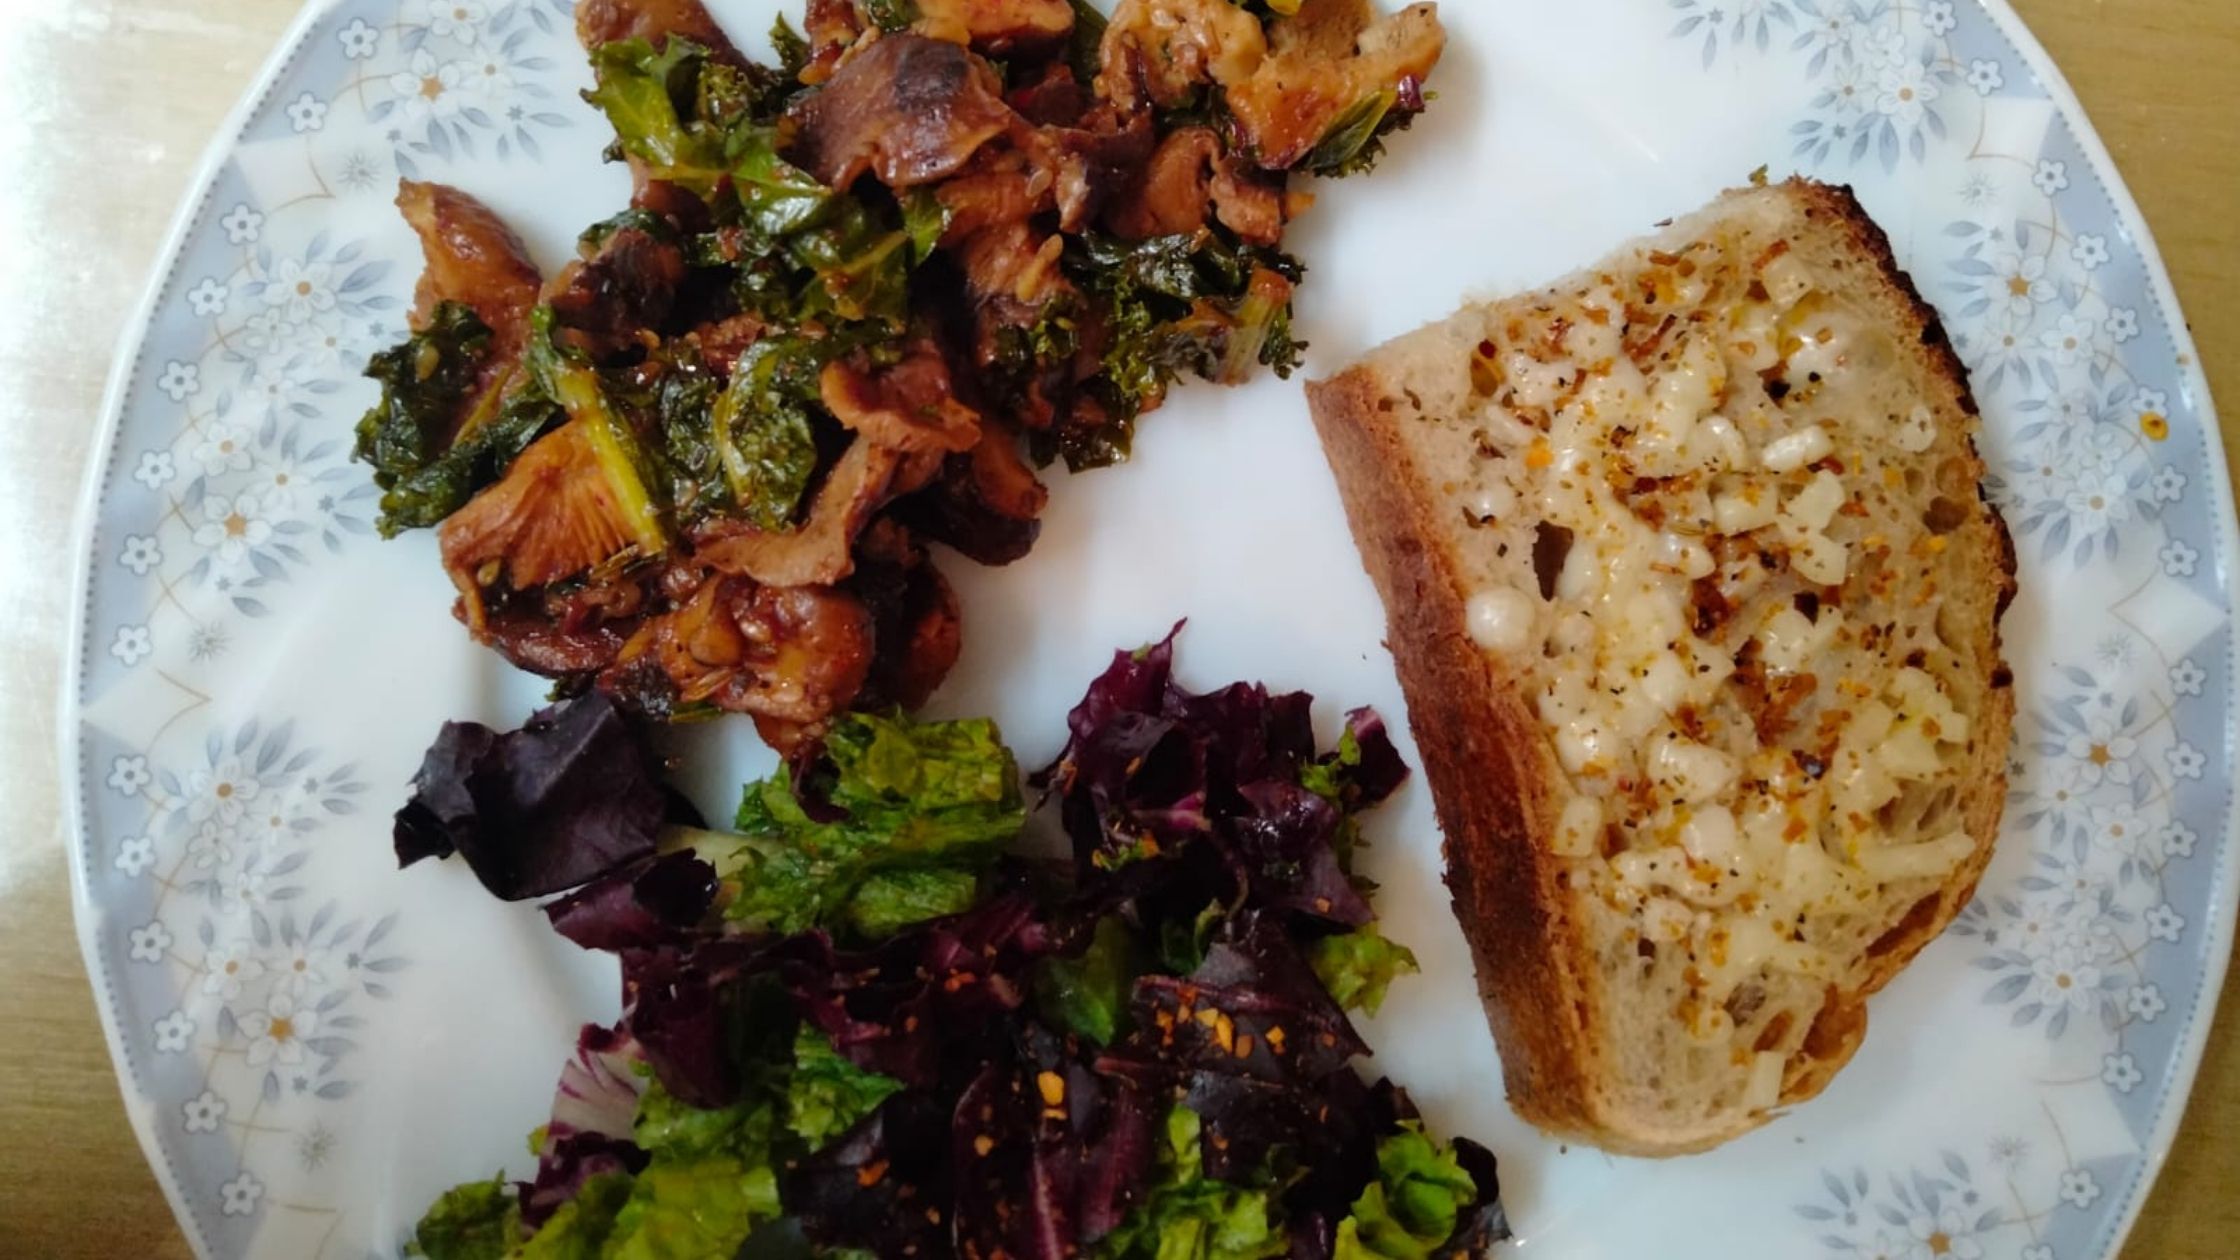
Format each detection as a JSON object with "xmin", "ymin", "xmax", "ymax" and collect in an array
[
  {"xmin": 518, "ymin": 1024, "xmax": 651, "ymax": 1229},
  {"xmin": 784, "ymin": 1092, "xmax": 954, "ymax": 1258},
  {"xmin": 545, "ymin": 852, "xmax": 719, "ymax": 952},
  {"xmin": 1333, "ymin": 709, "xmax": 1409, "ymax": 807},
  {"xmin": 392, "ymin": 693, "xmax": 668, "ymax": 900}
]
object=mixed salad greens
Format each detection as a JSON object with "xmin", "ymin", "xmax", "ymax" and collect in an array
[{"xmin": 396, "ymin": 629, "xmax": 1508, "ymax": 1259}]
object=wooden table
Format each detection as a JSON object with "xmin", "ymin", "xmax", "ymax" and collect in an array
[{"xmin": 0, "ymin": 2, "xmax": 2232, "ymax": 1255}]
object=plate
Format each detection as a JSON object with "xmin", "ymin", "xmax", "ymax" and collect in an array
[{"xmin": 66, "ymin": 1, "xmax": 2235, "ymax": 1257}]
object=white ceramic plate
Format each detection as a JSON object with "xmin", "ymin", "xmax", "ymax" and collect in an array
[{"xmin": 68, "ymin": 2, "xmax": 2235, "ymax": 1257}]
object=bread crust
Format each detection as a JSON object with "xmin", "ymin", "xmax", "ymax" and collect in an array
[{"xmin": 1305, "ymin": 179, "xmax": 2016, "ymax": 1155}]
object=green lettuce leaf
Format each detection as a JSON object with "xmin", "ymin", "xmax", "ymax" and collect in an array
[
  {"xmin": 709, "ymin": 713, "xmax": 1024, "ymax": 939},
  {"xmin": 514, "ymin": 1173, "xmax": 632, "ymax": 1260},
  {"xmin": 1332, "ymin": 1124, "xmax": 1479, "ymax": 1260},
  {"xmin": 601, "ymin": 1156, "xmax": 782, "ymax": 1260},
  {"xmin": 1035, "ymin": 915, "xmax": 1140, "ymax": 1045},
  {"xmin": 1096, "ymin": 1108, "xmax": 1288, "ymax": 1260},
  {"xmin": 786, "ymin": 1027, "xmax": 905, "ymax": 1150},
  {"xmin": 406, "ymin": 1173, "xmax": 520, "ymax": 1260},
  {"xmin": 845, "ymin": 866, "xmax": 984, "ymax": 939},
  {"xmin": 585, "ymin": 1081, "xmax": 785, "ymax": 1260},
  {"xmin": 634, "ymin": 1077, "xmax": 777, "ymax": 1162},
  {"xmin": 1310, "ymin": 926, "xmax": 1419, "ymax": 1016}
]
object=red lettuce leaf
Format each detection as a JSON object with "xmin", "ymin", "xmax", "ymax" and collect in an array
[{"xmin": 392, "ymin": 693, "xmax": 669, "ymax": 900}]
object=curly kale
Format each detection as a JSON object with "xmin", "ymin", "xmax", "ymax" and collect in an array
[
  {"xmin": 352, "ymin": 302, "xmax": 563, "ymax": 537},
  {"xmin": 1039, "ymin": 231, "xmax": 1307, "ymax": 470}
]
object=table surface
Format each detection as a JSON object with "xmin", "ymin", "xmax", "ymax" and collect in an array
[{"xmin": 2, "ymin": 2, "xmax": 2234, "ymax": 1256}]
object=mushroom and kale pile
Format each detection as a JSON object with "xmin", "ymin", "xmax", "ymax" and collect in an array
[{"xmin": 352, "ymin": 0, "xmax": 1445, "ymax": 751}]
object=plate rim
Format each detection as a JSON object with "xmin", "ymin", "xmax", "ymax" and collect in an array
[
  {"xmin": 60, "ymin": 2, "xmax": 352, "ymax": 1256},
  {"xmin": 1965, "ymin": 2, "xmax": 2240, "ymax": 1254},
  {"xmin": 58, "ymin": 2, "xmax": 2237, "ymax": 1257}
]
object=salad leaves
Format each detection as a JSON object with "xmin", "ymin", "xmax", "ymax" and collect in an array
[{"xmin": 397, "ymin": 633, "xmax": 1509, "ymax": 1259}]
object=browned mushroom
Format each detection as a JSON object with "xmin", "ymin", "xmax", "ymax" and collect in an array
[
  {"xmin": 693, "ymin": 438, "xmax": 911, "ymax": 587},
  {"xmin": 819, "ymin": 348, "xmax": 984, "ymax": 454},
  {"xmin": 786, "ymin": 34, "xmax": 1017, "ymax": 189},
  {"xmin": 1222, "ymin": 0, "xmax": 1445, "ymax": 170},
  {"xmin": 612, "ymin": 575, "xmax": 876, "ymax": 721},
  {"xmin": 397, "ymin": 180, "xmax": 541, "ymax": 356},
  {"xmin": 438, "ymin": 417, "xmax": 668, "ymax": 631},
  {"xmin": 911, "ymin": 0, "xmax": 1076, "ymax": 55},
  {"xmin": 575, "ymin": 0, "xmax": 742, "ymax": 58},
  {"xmin": 1104, "ymin": 127, "xmax": 1286, "ymax": 244}
]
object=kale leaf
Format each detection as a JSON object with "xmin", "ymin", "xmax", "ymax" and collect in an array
[{"xmin": 353, "ymin": 301, "xmax": 562, "ymax": 536}]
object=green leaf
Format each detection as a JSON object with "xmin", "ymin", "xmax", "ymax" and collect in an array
[
  {"xmin": 514, "ymin": 1173, "xmax": 632, "ymax": 1259},
  {"xmin": 601, "ymin": 1156, "xmax": 782, "ymax": 1260},
  {"xmin": 1332, "ymin": 1124, "xmax": 1479, "ymax": 1260},
  {"xmin": 1301, "ymin": 86, "xmax": 1406, "ymax": 178},
  {"xmin": 585, "ymin": 39, "xmax": 731, "ymax": 199},
  {"xmin": 681, "ymin": 824, "xmax": 838, "ymax": 937},
  {"xmin": 713, "ymin": 712, "xmax": 1026, "ymax": 941},
  {"xmin": 901, "ymin": 189, "xmax": 951, "ymax": 265},
  {"xmin": 708, "ymin": 339, "xmax": 822, "ymax": 531},
  {"xmin": 769, "ymin": 15, "xmax": 811, "ymax": 81},
  {"xmin": 1154, "ymin": 900, "xmax": 1227, "ymax": 975},
  {"xmin": 727, "ymin": 126, "xmax": 836, "ymax": 238},
  {"xmin": 1066, "ymin": 0, "xmax": 1110, "ymax": 85},
  {"xmin": 406, "ymin": 1174, "xmax": 520, "ymax": 1260},
  {"xmin": 788, "ymin": 198, "xmax": 914, "ymax": 324},
  {"xmin": 1310, "ymin": 926, "xmax": 1419, "ymax": 1015},
  {"xmin": 1052, "ymin": 231, "xmax": 1304, "ymax": 471},
  {"xmin": 860, "ymin": 0, "xmax": 920, "ymax": 33},
  {"xmin": 634, "ymin": 1076, "xmax": 777, "ymax": 1163},
  {"xmin": 353, "ymin": 303, "xmax": 562, "ymax": 536},
  {"xmin": 1095, "ymin": 1108, "xmax": 1288, "ymax": 1260},
  {"xmin": 1036, "ymin": 916, "xmax": 1139, "ymax": 1044},
  {"xmin": 845, "ymin": 865, "xmax": 984, "ymax": 938},
  {"xmin": 786, "ymin": 1027, "xmax": 905, "ymax": 1150},
  {"xmin": 823, "ymin": 712, "xmax": 1021, "ymax": 824}
]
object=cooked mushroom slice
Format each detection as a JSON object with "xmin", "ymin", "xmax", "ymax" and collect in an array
[
  {"xmin": 478, "ymin": 576, "xmax": 646, "ymax": 678},
  {"xmin": 1095, "ymin": 0, "xmax": 1444, "ymax": 173},
  {"xmin": 575, "ymin": 0, "xmax": 742, "ymax": 57},
  {"xmin": 848, "ymin": 522, "xmax": 965, "ymax": 710},
  {"xmin": 626, "ymin": 576, "xmax": 876, "ymax": 721},
  {"xmin": 819, "ymin": 348, "xmax": 983, "ymax": 454},
  {"xmin": 1095, "ymin": 0, "xmax": 1266, "ymax": 111},
  {"xmin": 693, "ymin": 438, "xmax": 908, "ymax": 587},
  {"xmin": 1224, "ymin": 0, "xmax": 1445, "ymax": 171},
  {"xmin": 1104, "ymin": 127, "xmax": 1286, "ymax": 245},
  {"xmin": 786, "ymin": 34, "xmax": 1016, "ymax": 189},
  {"xmin": 894, "ymin": 423, "xmax": 1048, "ymax": 566},
  {"xmin": 439, "ymin": 415, "xmax": 669, "ymax": 632},
  {"xmin": 544, "ymin": 223, "xmax": 689, "ymax": 363},
  {"xmin": 911, "ymin": 0, "xmax": 1075, "ymax": 55},
  {"xmin": 397, "ymin": 180, "xmax": 541, "ymax": 362}
]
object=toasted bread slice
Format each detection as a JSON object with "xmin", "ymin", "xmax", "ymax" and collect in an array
[{"xmin": 1306, "ymin": 179, "xmax": 2016, "ymax": 1155}]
